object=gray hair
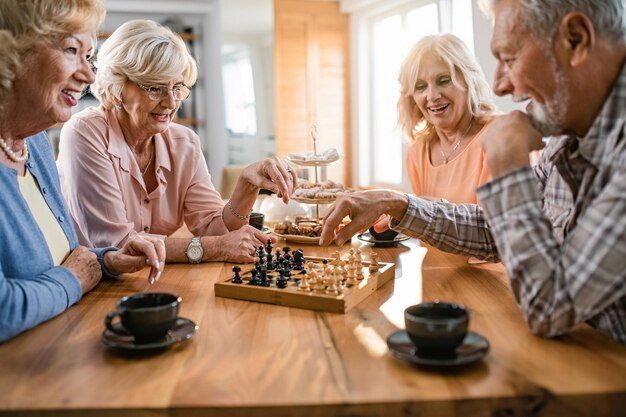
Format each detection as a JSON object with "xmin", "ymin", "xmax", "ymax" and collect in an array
[
  {"xmin": 397, "ymin": 33, "xmax": 497, "ymax": 142},
  {"xmin": 92, "ymin": 19, "xmax": 198, "ymax": 109},
  {"xmin": 478, "ymin": 0, "xmax": 625, "ymax": 41}
]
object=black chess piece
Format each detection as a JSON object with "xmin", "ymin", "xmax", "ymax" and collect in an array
[
  {"xmin": 266, "ymin": 251, "xmax": 274, "ymax": 270},
  {"xmin": 282, "ymin": 259, "xmax": 292, "ymax": 278},
  {"xmin": 276, "ymin": 268, "xmax": 288, "ymax": 288},
  {"xmin": 259, "ymin": 265, "xmax": 268, "ymax": 283},
  {"xmin": 248, "ymin": 268, "xmax": 260, "ymax": 286},
  {"xmin": 293, "ymin": 249, "xmax": 304, "ymax": 270},
  {"xmin": 265, "ymin": 239, "xmax": 273, "ymax": 254},
  {"xmin": 232, "ymin": 265, "xmax": 243, "ymax": 284}
]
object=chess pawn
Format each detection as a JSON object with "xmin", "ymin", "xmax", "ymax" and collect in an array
[
  {"xmin": 338, "ymin": 260, "xmax": 347, "ymax": 282},
  {"xmin": 326, "ymin": 273, "xmax": 338, "ymax": 295},
  {"xmin": 368, "ymin": 252, "xmax": 380, "ymax": 273},
  {"xmin": 231, "ymin": 265, "xmax": 243, "ymax": 284},
  {"xmin": 298, "ymin": 271, "xmax": 311, "ymax": 291}
]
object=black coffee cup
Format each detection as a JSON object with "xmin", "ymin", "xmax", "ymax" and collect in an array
[
  {"xmin": 368, "ymin": 226, "xmax": 399, "ymax": 247},
  {"xmin": 249, "ymin": 212, "xmax": 265, "ymax": 230},
  {"xmin": 105, "ymin": 292, "xmax": 180, "ymax": 342},
  {"xmin": 404, "ymin": 301, "xmax": 469, "ymax": 355}
]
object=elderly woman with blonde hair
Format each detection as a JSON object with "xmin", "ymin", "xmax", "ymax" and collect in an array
[
  {"xmin": 397, "ymin": 33, "xmax": 497, "ymax": 204},
  {"xmin": 57, "ymin": 19, "xmax": 296, "ymax": 264},
  {"xmin": 0, "ymin": 0, "xmax": 165, "ymax": 343}
]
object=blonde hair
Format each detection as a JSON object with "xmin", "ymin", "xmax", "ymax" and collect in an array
[
  {"xmin": 397, "ymin": 33, "xmax": 496, "ymax": 142},
  {"xmin": 92, "ymin": 19, "xmax": 198, "ymax": 109},
  {"xmin": 0, "ymin": 0, "xmax": 105, "ymax": 107}
]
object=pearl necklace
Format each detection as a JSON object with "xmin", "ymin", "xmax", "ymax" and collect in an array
[
  {"xmin": 0, "ymin": 137, "xmax": 29, "ymax": 163},
  {"xmin": 439, "ymin": 119, "xmax": 473, "ymax": 164}
]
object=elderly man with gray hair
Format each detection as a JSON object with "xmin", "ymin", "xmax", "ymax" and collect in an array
[{"xmin": 320, "ymin": 0, "xmax": 626, "ymax": 345}]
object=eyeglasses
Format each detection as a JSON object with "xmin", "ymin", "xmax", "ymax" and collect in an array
[{"xmin": 134, "ymin": 82, "xmax": 191, "ymax": 101}]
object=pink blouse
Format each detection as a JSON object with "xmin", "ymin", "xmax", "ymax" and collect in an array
[
  {"xmin": 405, "ymin": 125, "xmax": 492, "ymax": 204},
  {"xmin": 57, "ymin": 106, "xmax": 228, "ymax": 248}
]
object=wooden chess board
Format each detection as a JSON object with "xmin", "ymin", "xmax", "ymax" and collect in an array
[{"xmin": 214, "ymin": 255, "xmax": 395, "ymax": 313}]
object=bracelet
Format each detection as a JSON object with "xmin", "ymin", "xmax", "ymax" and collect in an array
[{"xmin": 226, "ymin": 199, "xmax": 252, "ymax": 220}]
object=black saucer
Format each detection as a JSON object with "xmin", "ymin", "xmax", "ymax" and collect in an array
[
  {"xmin": 357, "ymin": 232, "xmax": 410, "ymax": 247},
  {"xmin": 101, "ymin": 317, "xmax": 197, "ymax": 350},
  {"xmin": 387, "ymin": 330, "xmax": 489, "ymax": 366}
]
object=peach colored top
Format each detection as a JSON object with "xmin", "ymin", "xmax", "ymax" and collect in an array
[
  {"xmin": 406, "ymin": 125, "xmax": 492, "ymax": 204},
  {"xmin": 57, "ymin": 106, "xmax": 228, "ymax": 248}
]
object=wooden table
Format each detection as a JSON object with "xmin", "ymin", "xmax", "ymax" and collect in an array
[{"xmin": 1, "ymin": 238, "xmax": 625, "ymax": 417}]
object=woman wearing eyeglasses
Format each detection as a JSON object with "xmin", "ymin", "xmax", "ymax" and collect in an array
[{"xmin": 57, "ymin": 20, "xmax": 296, "ymax": 264}]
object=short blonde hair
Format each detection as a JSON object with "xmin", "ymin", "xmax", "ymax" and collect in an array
[
  {"xmin": 0, "ymin": 0, "xmax": 105, "ymax": 106},
  {"xmin": 92, "ymin": 20, "xmax": 198, "ymax": 109},
  {"xmin": 397, "ymin": 33, "xmax": 496, "ymax": 142}
]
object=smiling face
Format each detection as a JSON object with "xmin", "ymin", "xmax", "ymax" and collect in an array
[
  {"xmin": 490, "ymin": 0, "xmax": 568, "ymax": 136},
  {"xmin": 117, "ymin": 79, "xmax": 183, "ymax": 141},
  {"xmin": 412, "ymin": 52, "xmax": 470, "ymax": 133},
  {"xmin": 14, "ymin": 31, "xmax": 95, "ymax": 129}
]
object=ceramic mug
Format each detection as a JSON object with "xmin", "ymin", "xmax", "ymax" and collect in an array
[
  {"xmin": 249, "ymin": 212, "xmax": 265, "ymax": 230},
  {"xmin": 404, "ymin": 301, "xmax": 469, "ymax": 355},
  {"xmin": 105, "ymin": 292, "xmax": 180, "ymax": 342}
]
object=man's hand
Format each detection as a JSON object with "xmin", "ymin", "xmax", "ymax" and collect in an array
[
  {"xmin": 320, "ymin": 190, "xmax": 408, "ymax": 246},
  {"xmin": 481, "ymin": 111, "xmax": 544, "ymax": 178}
]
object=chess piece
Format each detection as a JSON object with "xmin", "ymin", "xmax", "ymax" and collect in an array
[
  {"xmin": 355, "ymin": 253, "xmax": 364, "ymax": 281},
  {"xmin": 231, "ymin": 265, "xmax": 243, "ymax": 284},
  {"xmin": 326, "ymin": 272, "xmax": 337, "ymax": 295},
  {"xmin": 248, "ymin": 268, "xmax": 260, "ymax": 286},
  {"xmin": 293, "ymin": 249, "xmax": 305, "ymax": 270},
  {"xmin": 298, "ymin": 270, "xmax": 310, "ymax": 290},
  {"xmin": 369, "ymin": 252, "xmax": 380, "ymax": 272},
  {"xmin": 345, "ymin": 263, "xmax": 357, "ymax": 286},
  {"xmin": 322, "ymin": 259, "xmax": 331, "ymax": 278},
  {"xmin": 312, "ymin": 270, "xmax": 325, "ymax": 294}
]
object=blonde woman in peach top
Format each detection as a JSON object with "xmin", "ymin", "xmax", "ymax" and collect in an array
[{"xmin": 398, "ymin": 34, "xmax": 497, "ymax": 204}]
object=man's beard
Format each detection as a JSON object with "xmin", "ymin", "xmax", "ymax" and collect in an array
[{"xmin": 527, "ymin": 65, "xmax": 569, "ymax": 137}]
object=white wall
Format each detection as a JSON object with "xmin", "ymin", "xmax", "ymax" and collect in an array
[
  {"xmin": 471, "ymin": 1, "xmax": 522, "ymax": 113},
  {"xmin": 102, "ymin": 0, "xmax": 228, "ymax": 189}
]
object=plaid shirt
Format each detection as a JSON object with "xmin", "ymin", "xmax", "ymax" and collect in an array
[{"xmin": 394, "ymin": 65, "xmax": 626, "ymax": 344}]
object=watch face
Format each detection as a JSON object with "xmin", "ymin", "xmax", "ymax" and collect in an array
[{"xmin": 187, "ymin": 246, "xmax": 203, "ymax": 260}]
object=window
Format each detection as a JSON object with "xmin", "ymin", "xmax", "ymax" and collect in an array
[
  {"xmin": 353, "ymin": 0, "xmax": 474, "ymax": 188},
  {"xmin": 222, "ymin": 45, "xmax": 257, "ymax": 135}
]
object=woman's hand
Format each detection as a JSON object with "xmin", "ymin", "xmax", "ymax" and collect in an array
[
  {"xmin": 62, "ymin": 246, "xmax": 102, "ymax": 294},
  {"xmin": 239, "ymin": 156, "xmax": 297, "ymax": 204},
  {"xmin": 104, "ymin": 233, "xmax": 166, "ymax": 283},
  {"xmin": 214, "ymin": 225, "xmax": 277, "ymax": 263}
]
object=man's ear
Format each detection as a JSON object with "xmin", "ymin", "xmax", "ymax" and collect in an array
[{"xmin": 558, "ymin": 12, "xmax": 595, "ymax": 67}]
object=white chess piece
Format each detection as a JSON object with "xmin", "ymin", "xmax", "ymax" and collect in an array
[
  {"xmin": 355, "ymin": 249, "xmax": 364, "ymax": 280},
  {"xmin": 346, "ymin": 263, "xmax": 357, "ymax": 286},
  {"xmin": 298, "ymin": 271, "xmax": 310, "ymax": 290},
  {"xmin": 368, "ymin": 252, "xmax": 380, "ymax": 272}
]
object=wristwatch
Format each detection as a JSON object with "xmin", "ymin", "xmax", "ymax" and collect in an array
[{"xmin": 185, "ymin": 237, "xmax": 203, "ymax": 264}]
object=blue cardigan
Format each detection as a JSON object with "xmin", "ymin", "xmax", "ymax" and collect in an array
[{"xmin": 0, "ymin": 132, "xmax": 116, "ymax": 342}]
